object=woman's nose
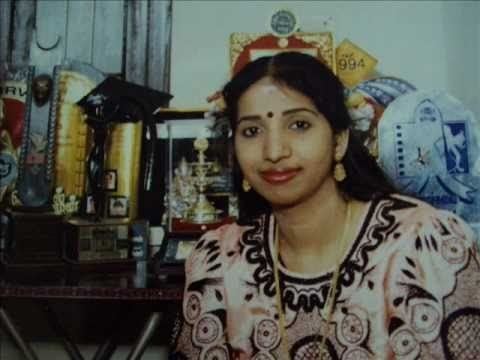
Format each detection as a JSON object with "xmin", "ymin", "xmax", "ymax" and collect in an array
[{"xmin": 263, "ymin": 130, "xmax": 290, "ymax": 162}]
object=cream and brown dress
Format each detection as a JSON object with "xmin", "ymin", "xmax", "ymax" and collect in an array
[{"xmin": 171, "ymin": 194, "xmax": 480, "ymax": 359}]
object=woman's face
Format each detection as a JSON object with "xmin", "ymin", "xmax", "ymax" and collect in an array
[{"xmin": 235, "ymin": 77, "xmax": 344, "ymax": 208}]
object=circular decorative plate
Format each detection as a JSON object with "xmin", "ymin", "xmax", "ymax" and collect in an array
[
  {"xmin": 378, "ymin": 90, "xmax": 480, "ymax": 225},
  {"xmin": 270, "ymin": 9, "xmax": 298, "ymax": 37}
]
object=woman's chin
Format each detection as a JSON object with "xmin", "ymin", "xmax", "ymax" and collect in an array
[{"xmin": 260, "ymin": 193, "xmax": 305, "ymax": 210}]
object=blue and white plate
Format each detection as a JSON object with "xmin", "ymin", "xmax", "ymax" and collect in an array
[
  {"xmin": 355, "ymin": 76, "xmax": 416, "ymax": 107},
  {"xmin": 378, "ymin": 90, "xmax": 480, "ymax": 226}
]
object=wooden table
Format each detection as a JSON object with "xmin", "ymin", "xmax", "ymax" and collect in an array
[{"xmin": 0, "ymin": 262, "xmax": 184, "ymax": 360}]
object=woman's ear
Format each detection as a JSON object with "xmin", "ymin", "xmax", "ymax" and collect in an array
[{"xmin": 334, "ymin": 129, "xmax": 350, "ymax": 161}]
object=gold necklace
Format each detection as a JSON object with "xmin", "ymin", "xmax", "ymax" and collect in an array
[{"xmin": 273, "ymin": 201, "xmax": 352, "ymax": 359}]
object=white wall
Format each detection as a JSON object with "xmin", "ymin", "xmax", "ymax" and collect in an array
[
  {"xmin": 171, "ymin": 0, "xmax": 480, "ymax": 118},
  {"xmin": 441, "ymin": 1, "xmax": 480, "ymax": 119}
]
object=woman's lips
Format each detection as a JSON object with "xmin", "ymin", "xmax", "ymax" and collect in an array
[{"xmin": 260, "ymin": 169, "xmax": 300, "ymax": 184}]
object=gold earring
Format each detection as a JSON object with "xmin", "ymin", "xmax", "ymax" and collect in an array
[
  {"xmin": 334, "ymin": 162, "xmax": 346, "ymax": 182},
  {"xmin": 333, "ymin": 148, "xmax": 347, "ymax": 182},
  {"xmin": 333, "ymin": 134, "xmax": 348, "ymax": 182},
  {"xmin": 242, "ymin": 179, "xmax": 252, "ymax": 192}
]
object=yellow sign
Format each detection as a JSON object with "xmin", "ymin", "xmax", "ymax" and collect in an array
[{"xmin": 336, "ymin": 39, "xmax": 377, "ymax": 88}]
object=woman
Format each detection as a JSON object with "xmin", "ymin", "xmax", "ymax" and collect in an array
[{"xmin": 171, "ymin": 52, "xmax": 480, "ymax": 359}]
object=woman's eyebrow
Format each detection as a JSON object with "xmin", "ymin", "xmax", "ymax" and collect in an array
[
  {"xmin": 282, "ymin": 108, "xmax": 319, "ymax": 116},
  {"xmin": 237, "ymin": 114, "xmax": 262, "ymax": 123},
  {"xmin": 237, "ymin": 108, "xmax": 318, "ymax": 123}
]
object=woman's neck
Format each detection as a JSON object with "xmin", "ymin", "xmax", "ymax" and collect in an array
[{"xmin": 272, "ymin": 181, "xmax": 354, "ymax": 274}]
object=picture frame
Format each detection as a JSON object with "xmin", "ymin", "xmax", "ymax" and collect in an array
[
  {"xmin": 104, "ymin": 169, "xmax": 117, "ymax": 191},
  {"xmin": 230, "ymin": 32, "xmax": 335, "ymax": 75},
  {"xmin": 107, "ymin": 195, "xmax": 129, "ymax": 218}
]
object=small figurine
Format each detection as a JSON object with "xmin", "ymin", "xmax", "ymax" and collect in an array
[{"xmin": 32, "ymin": 74, "xmax": 53, "ymax": 107}]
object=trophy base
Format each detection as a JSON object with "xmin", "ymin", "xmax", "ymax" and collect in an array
[{"xmin": 171, "ymin": 216, "xmax": 236, "ymax": 233}]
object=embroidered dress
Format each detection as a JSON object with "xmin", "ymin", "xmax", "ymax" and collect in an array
[{"xmin": 171, "ymin": 194, "xmax": 480, "ymax": 359}]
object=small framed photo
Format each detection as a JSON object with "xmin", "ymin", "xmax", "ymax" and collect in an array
[
  {"xmin": 107, "ymin": 196, "xmax": 129, "ymax": 218},
  {"xmin": 104, "ymin": 169, "xmax": 117, "ymax": 191}
]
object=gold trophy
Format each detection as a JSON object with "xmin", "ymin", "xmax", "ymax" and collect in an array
[{"xmin": 186, "ymin": 137, "xmax": 221, "ymax": 224}]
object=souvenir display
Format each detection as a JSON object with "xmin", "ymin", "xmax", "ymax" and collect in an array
[
  {"xmin": 156, "ymin": 109, "xmax": 237, "ymax": 235},
  {"xmin": 346, "ymin": 77, "xmax": 416, "ymax": 157},
  {"xmin": 77, "ymin": 77, "xmax": 172, "ymax": 220},
  {"xmin": 378, "ymin": 90, "xmax": 480, "ymax": 234},
  {"xmin": 0, "ymin": 64, "xmax": 34, "ymax": 206},
  {"xmin": 49, "ymin": 60, "xmax": 105, "ymax": 215}
]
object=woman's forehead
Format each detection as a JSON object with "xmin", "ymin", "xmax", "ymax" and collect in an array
[{"xmin": 238, "ymin": 79, "xmax": 316, "ymax": 113}]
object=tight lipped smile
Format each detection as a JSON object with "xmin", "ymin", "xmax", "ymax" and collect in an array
[{"xmin": 260, "ymin": 169, "xmax": 301, "ymax": 185}]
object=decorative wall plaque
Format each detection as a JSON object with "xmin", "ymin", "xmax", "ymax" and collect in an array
[
  {"xmin": 230, "ymin": 32, "xmax": 335, "ymax": 75},
  {"xmin": 336, "ymin": 39, "xmax": 378, "ymax": 88}
]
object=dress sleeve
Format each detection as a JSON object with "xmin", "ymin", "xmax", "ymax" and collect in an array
[
  {"xmin": 386, "ymin": 206, "xmax": 480, "ymax": 359},
  {"xmin": 170, "ymin": 230, "xmax": 230, "ymax": 360}
]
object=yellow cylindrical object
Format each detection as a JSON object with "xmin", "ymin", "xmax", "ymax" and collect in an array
[
  {"xmin": 54, "ymin": 71, "xmax": 95, "ymax": 198},
  {"xmin": 104, "ymin": 121, "xmax": 143, "ymax": 220}
]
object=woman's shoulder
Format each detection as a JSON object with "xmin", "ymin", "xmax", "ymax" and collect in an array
[
  {"xmin": 184, "ymin": 216, "xmax": 268, "ymax": 280},
  {"xmin": 375, "ymin": 193, "xmax": 466, "ymax": 220},
  {"xmin": 373, "ymin": 193, "xmax": 477, "ymax": 251}
]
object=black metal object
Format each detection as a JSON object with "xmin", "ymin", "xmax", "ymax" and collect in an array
[
  {"xmin": 39, "ymin": 299, "xmax": 85, "ymax": 360},
  {"xmin": 0, "ymin": 304, "xmax": 39, "ymax": 360},
  {"xmin": 126, "ymin": 312, "xmax": 163, "ymax": 360},
  {"xmin": 77, "ymin": 77, "xmax": 172, "ymax": 221}
]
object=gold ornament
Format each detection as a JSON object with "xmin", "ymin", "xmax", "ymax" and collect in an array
[
  {"xmin": 242, "ymin": 179, "xmax": 252, "ymax": 192},
  {"xmin": 333, "ymin": 133, "xmax": 348, "ymax": 182},
  {"xmin": 188, "ymin": 137, "xmax": 219, "ymax": 224},
  {"xmin": 334, "ymin": 162, "xmax": 346, "ymax": 182}
]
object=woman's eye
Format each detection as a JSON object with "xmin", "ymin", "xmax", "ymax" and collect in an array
[
  {"xmin": 241, "ymin": 126, "xmax": 260, "ymax": 138},
  {"xmin": 290, "ymin": 120, "xmax": 311, "ymax": 131}
]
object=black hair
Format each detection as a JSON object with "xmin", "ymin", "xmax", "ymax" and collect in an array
[{"xmin": 221, "ymin": 51, "xmax": 395, "ymax": 218}]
